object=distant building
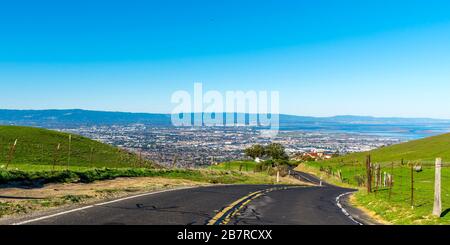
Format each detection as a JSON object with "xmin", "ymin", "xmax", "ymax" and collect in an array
[{"xmin": 290, "ymin": 149, "xmax": 333, "ymax": 161}]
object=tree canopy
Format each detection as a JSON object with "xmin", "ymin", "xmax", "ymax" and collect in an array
[
  {"xmin": 244, "ymin": 143, "xmax": 289, "ymax": 165},
  {"xmin": 244, "ymin": 144, "xmax": 265, "ymax": 159}
]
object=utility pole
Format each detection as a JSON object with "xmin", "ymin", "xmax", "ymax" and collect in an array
[{"xmin": 432, "ymin": 158, "xmax": 442, "ymax": 217}]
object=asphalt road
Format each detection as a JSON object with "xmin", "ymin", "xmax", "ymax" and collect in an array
[{"xmin": 14, "ymin": 171, "xmax": 359, "ymax": 225}]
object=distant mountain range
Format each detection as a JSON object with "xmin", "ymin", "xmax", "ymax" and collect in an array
[
  {"xmin": 0, "ymin": 109, "xmax": 172, "ymax": 127},
  {"xmin": 0, "ymin": 109, "xmax": 449, "ymax": 126},
  {"xmin": 1, "ymin": 109, "xmax": 450, "ymax": 138}
]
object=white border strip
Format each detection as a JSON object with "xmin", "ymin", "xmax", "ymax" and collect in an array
[
  {"xmin": 336, "ymin": 192, "xmax": 363, "ymax": 225},
  {"xmin": 297, "ymin": 173, "xmax": 315, "ymax": 184},
  {"xmin": 12, "ymin": 186, "xmax": 197, "ymax": 225}
]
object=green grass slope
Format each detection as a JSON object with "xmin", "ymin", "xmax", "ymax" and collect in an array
[
  {"xmin": 0, "ymin": 126, "xmax": 147, "ymax": 169},
  {"xmin": 301, "ymin": 133, "xmax": 450, "ymax": 224},
  {"xmin": 325, "ymin": 133, "xmax": 450, "ymax": 165}
]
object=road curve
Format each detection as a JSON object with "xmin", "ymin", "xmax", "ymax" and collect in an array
[
  {"xmin": 11, "ymin": 172, "xmax": 359, "ymax": 225},
  {"xmin": 228, "ymin": 186, "xmax": 357, "ymax": 225}
]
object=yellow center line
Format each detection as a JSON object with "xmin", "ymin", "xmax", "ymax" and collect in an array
[
  {"xmin": 207, "ymin": 190, "xmax": 264, "ymax": 225},
  {"xmin": 222, "ymin": 193, "xmax": 264, "ymax": 225},
  {"xmin": 207, "ymin": 186, "xmax": 302, "ymax": 225}
]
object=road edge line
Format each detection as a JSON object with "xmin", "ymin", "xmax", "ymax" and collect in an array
[
  {"xmin": 336, "ymin": 192, "xmax": 364, "ymax": 225},
  {"xmin": 12, "ymin": 186, "xmax": 198, "ymax": 225}
]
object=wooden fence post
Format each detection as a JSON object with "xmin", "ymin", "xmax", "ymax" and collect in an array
[
  {"xmin": 399, "ymin": 160, "xmax": 403, "ymax": 196},
  {"xmin": 172, "ymin": 155, "xmax": 178, "ymax": 168},
  {"xmin": 376, "ymin": 164, "xmax": 381, "ymax": 195},
  {"xmin": 53, "ymin": 143, "xmax": 61, "ymax": 171},
  {"xmin": 389, "ymin": 162, "xmax": 394, "ymax": 201},
  {"xmin": 41, "ymin": 144, "xmax": 44, "ymax": 163},
  {"xmin": 67, "ymin": 135, "xmax": 72, "ymax": 170},
  {"xmin": 411, "ymin": 164, "xmax": 414, "ymax": 208},
  {"xmin": 432, "ymin": 158, "xmax": 442, "ymax": 217},
  {"xmin": 89, "ymin": 147, "xmax": 94, "ymax": 166},
  {"xmin": 366, "ymin": 155, "xmax": 372, "ymax": 193},
  {"xmin": 372, "ymin": 163, "xmax": 376, "ymax": 191},
  {"xmin": 374, "ymin": 164, "xmax": 379, "ymax": 196},
  {"xmin": 5, "ymin": 139, "xmax": 18, "ymax": 170}
]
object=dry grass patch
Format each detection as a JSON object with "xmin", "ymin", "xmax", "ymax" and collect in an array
[{"xmin": 0, "ymin": 177, "xmax": 206, "ymax": 220}]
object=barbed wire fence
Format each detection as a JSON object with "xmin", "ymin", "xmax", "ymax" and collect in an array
[
  {"xmin": 0, "ymin": 137, "xmax": 149, "ymax": 170},
  {"xmin": 318, "ymin": 155, "xmax": 449, "ymax": 218}
]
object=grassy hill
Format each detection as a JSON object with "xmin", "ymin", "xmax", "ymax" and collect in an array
[
  {"xmin": 324, "ymin": 132, "xmax": 450, "ymax": 165},
  {"xmin": 0, "ymin": 126, "xmax": 148, "ymax": 170},
  {"xmin": 298, "ymin": 132, "xmax": 450, "ymax": 224}
]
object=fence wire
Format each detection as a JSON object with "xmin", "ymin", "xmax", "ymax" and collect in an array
[
  {"xmin": 0, "ymin": 142, "xmax": 145, "ymax": 170},
  {"xmin": 318, "ymin": 158, "xmax": 449, "ymax": 215}
]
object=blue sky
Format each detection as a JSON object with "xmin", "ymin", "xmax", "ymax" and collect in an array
[{"xmin": 1, "ymin": 0, "xmax": 450, "ymax": 118}]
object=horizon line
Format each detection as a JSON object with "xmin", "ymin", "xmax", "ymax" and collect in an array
[{"xmin": 1, "ymin": 108, "xmax": 449, "ymax": 121}]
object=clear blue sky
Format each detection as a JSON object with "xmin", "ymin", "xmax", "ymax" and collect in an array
[{"xmin": 1, "ymin": 0, "xmax": 450, "ymax": 118}]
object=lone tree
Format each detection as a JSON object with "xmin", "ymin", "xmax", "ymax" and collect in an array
[
  {"xmin": 244, "ymin": 144, "xmax": 265, "ymax": 159},
  {"xmin": 245, "ymin": 143, "xmax": 290, "ymax": 166},
  {"xmin": 265, "ymin": 143, "xmax": 289, "ymax": 161}
]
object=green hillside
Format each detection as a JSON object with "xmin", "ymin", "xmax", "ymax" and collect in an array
[
  {"xmin": 325, "ymin": 133, "xmax": 450, "ymax": 165},
  {"xmin": 300, "ymin": 132, "xmax": 450, "ymax": 224},
  {"xmin": 0, "ymin": 126, "xmax": 148, "ymax": 170}
]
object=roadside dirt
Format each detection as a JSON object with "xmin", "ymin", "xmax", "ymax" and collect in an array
[
  {"xmin": 0, "ymin": 174, "xmax": 307, "ymax": 223},
  {"xmin": 0, "ymin": 177, "xmax": 206, "ymax": 222},
  {"xmin": 1, "ymin": 177, "xmax": 205, "ymax": 202}
]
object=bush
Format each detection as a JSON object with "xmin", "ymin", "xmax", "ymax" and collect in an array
[
  {"xmin": 0, "ymin": 168, "xmax": 254, "ymax": 186},
  {"xmin": 276, "ymin": 165, "xmax": 290, "ymax": 177},
  {"xmin": 273, "ymin": 158, "xmax": 289, "ymax": 166}
]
